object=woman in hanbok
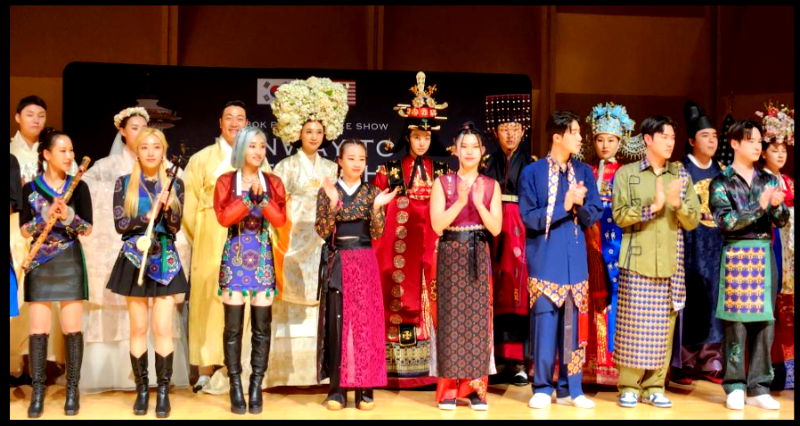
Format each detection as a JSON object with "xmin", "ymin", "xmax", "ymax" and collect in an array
[
  {"xmin": 430, "ymin": 123, "xmax": 502, "ymax": 411},
  {"xmin": 80, "ymin": 107, "xmax": 191, "ymax": 394},
  {"xmin": 316, "ymin": 139, "xmax": 396, "ymax": 410},
  {"xmin": 213, "ymin": 127, "xmax": 286, "ymax": 414},
  {"xmin": 105, "ymin": 128, "xmax": 188, "ymax": 418},
  {"xmin": 268, "ymin": 77, "xmax": 348, "ymax": 386},
  {"xmin": 20, "ymin": 128, "xmax": 93, "ymax": 417}
]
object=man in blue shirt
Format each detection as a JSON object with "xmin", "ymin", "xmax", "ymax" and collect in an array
[{"xmin": 519, "ymin": 111, "xmax": 602, "ymax": 409}]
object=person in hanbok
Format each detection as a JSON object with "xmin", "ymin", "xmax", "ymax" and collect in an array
[
  {"xmin": 20, "ymin": 128, "xmax": 92, "ymax": 417},
  {"xmin": 579, "ymin": 102, "xmax": 643, "ymax": 386},
  {"xmin": 430, "ymin": 123, "xmax": 502, "ymax": 411},
  {"xmin": 373, "ymin": 72, "xmax": 451, "ymax": 389},
  {"xmin": 105, "ymin": 128, "xmax": 187, "ymax": 418},
  {"xmin": 268, "ymin": 77, "xmax": 348, "ymax": 386},
  {"xmin": 756, "ymin": 103, "xmax": 794, "ymax": 391},
  {"xmin": 481, "ymin": 94, "xmax": 536, "ymax": 386},
  {"xmin": 10, "ymin": 96, "xmax": 75, "ymax": 385},
  {"xmin": 521, "ymin": 111, "xmax": 602, "ymax": 410},
  {"xmin": 182, "ymin": 100, "xmax": 270, "ymax": 394},
  {"xmin": 612, "ymin": 116, "xmax": 700, "ymax": 409},
  {"xmin": 670, "ymin": 102, "xmax": 725, "ymax": 386},
  {"xmin": 80, "ymin": 107, "xmax": 191, "ymax": 394},
  {"xmin": 710, "ymin": 120, "xmax": 788, "ymax": 410},
  {"xmin": 316, "ymin": 139, "xmax": 396, "ymax": 410},
  {"xmin": 213, "ymin": 127, "xmax": 286, "ymax": 414}
]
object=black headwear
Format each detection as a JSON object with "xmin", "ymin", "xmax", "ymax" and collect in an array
[{"xmin": 684, "ymin": 101, "xmax": 715, "ymax": 139}]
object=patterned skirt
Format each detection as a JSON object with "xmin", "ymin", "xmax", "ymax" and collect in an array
[
  {"xmin": 613, "ymin": 269, "xmax": 672, "ymax": 370},
  {"xmin": 218, "ymin": 228, "xmax": 277, "ymax": 295},
  {"xmin": 339, "ymin": 249, "xmax": 388, "ymax": 388},
  {"xmin": 435, "ymin": 237, "xmax": 493, "ymax": 378}
]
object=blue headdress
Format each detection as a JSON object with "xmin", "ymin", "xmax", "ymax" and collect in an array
[{"xmin": 579, "ymin": 102, "xmax": 645, "ymax": 160}]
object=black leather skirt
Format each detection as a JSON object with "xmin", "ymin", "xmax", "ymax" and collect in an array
[{"xmin": 24, "ymin": 243, "xmax": 87, "ymax": 302}]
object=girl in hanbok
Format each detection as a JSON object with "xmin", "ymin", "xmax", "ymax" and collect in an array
[{"xmin": 430, "ymin": 123, "xmax": 502, "ymax": 411}]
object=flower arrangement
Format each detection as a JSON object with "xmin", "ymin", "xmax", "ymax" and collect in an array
[
  {"xmin": 271, "ymin": 77, "xmax": 349, "ymax": 146},
  {"xmin": 113, "ymin": 106, "xmax": 150, "ymax": 129},
  {"xmin": 755, "ymin": 102, "xmax": 794, "ymax": 146}
]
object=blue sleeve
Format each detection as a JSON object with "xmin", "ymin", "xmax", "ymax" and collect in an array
[
  {"xmin": 519, "ymin": 162, "xmax": 569, "ymax": 232},
  {"xmin": 576, "ymin": 164, "xmax": 603, "ymax": 227}
]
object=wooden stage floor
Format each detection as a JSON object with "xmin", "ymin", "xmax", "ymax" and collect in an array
[{"xmin": 9, "ymin": 379, "xmax": 794, "ymax": 420}]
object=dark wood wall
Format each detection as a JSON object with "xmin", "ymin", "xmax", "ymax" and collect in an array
[{"xmin": 10, "ymin": 5, "xmax": 793, "ymax": 171}]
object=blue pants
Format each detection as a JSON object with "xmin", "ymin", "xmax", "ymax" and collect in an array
[{"xmin": 530, "ymin": 296, "xmax": 583, "ymax": 398}]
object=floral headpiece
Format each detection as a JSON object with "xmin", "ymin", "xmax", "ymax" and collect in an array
[
  {"xmin": 114, "ymin": 106, "xmax": 150, "ymax": 129},
  {"xmin": 393, "ymin": 71, "xmax": 448, "ymax": 131},
  {"xmin": 755, "ymin": 101, "xmax": 794, "ymax": 146},
  {"xmin": 576, "ymin": 102, "xmax": 644, "ymax": 160},
  {"xmin": 271, "ymin": 76, "xmax": 349, "ymax": 146}
]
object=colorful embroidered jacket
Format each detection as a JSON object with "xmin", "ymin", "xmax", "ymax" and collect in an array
[
  {"xmin": 709, "ymin": 166, "xmax": 789, "ymax": 241},
  {"xmin": 20, "ymin": 174, "xmax": 93, "ymax": 270},
  {"xmin": 113, "ymin": 174, "xmax": 184, "ymax": 285},
  {"xmin": 213, "ymin": 170, "xmax": 287, "ymax": 294},
  {"xmin": 519, "ymin": 156, "xmax": 602, "ymax": 312}
]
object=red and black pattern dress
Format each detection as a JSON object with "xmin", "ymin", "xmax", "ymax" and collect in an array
[{"xmin": 434, "ymin": 173, "xmax": 496, "ymax": 403}]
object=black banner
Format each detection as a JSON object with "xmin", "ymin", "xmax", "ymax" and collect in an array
[{"xmin": 63, "ymin": 62, "xmax": 531, "ymax": 179}]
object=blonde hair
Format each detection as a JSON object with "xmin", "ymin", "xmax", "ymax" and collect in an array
[{"xmin": 123, "ymin": 128, "xmax": 181, "ymax": 218}]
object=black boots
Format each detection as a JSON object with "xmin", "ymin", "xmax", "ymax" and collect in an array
[
  {"xmin": 223, "ymin": 303, "xmax": 246, "ymax": 414},
  {"xmin": 155, "ymin": 352, "xmax": 173, "ymax": 418},
  {"xmin": 63, "ymin": 331, "xmax": 83, "ymax": 415},
  {"xmin": 27, "ymin": 334, "xmax": 48, "ymax": 418},
  {"xmin": 130, "ymin": 352, "xmax": 149, "ymax": 415},
  {"xmin": 248, "ymin": 305, "xmax": 272, "ymax": 414},
  {"xmin": 355, "ymin": 388, "xmax": 374, "ymax": 410}
]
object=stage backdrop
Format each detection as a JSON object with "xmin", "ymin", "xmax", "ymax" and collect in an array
[{"xmin": 63, "ymin": 62, "xmax": 532, "ymax": 179}]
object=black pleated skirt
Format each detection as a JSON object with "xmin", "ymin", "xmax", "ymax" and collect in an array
[
  {"xmin": 24, "ymin": 243, "xmax": 87, "ymax": 302},
  {"xmin": 106, "ymin": 251, "xmax": 188, "ymax": 298}
]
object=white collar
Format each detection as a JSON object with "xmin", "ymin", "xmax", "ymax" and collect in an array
[
  {"xmin": 687, "ymin": 153, "xmax": 713, "ymax": 169},
  {"xmin": 219, "ymin": 136, "xmax": 233, "ymax": 156},
  {"xmin": 11, "ymin": 131, "xmax": 38, "ymax": 152},
  {"xmin": 337, "ymin": 178, "xmax": 361, "ymax": 196},
  {"xmin": 236, "ymin": 169, "xmax": 267, "ymax": 196}
]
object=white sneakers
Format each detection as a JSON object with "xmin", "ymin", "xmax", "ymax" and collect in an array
[
  {"xmin": 530, "ymin": 393, "xmax": 595, "ymax": 409},
  {"xmin": 556, "ymin": 395, "xmax": 596, "ymax": 409},
  {"xmin": 528, "ymin": 392, "xmax": 553, "ymax": 409},
  {"xmin": 745, "ymin": 394, "xmax": 781, "ymax": 410},
  {"xmin": 727, "ymin": 391, "xmax": 781, "ymax": 410},
  {"xmin": 726, "ymin": 389, "xmax": 745, "ymax": 410}
]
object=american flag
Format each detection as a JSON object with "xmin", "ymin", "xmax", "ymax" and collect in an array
[{"xmin": 334, "ymin": 80, "xmax": 357, "ymax": 106}]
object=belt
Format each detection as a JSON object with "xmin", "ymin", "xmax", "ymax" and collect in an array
[
  {"xmin": 333, "ymin": 237, "xmax": 372, "ymax": 250},
  {"xmin": 501, "ymin": 194, "xmax": 519, "ymax": 203},
  {"xmin": 440, "ymin": 228, "xmax": 491, "ymax": 284}
]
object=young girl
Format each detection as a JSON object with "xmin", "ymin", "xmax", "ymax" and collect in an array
[
  {"xmin": 213, "ymin": 127, "xmax": 286, "ymax": 414},
  {"xmin": 429, "ymin": 123, "xmax": 503, "ymax": 411},
  {"xmin": 315, "ymin": 139, "xmax": 397, "ymax": 410},
  {"xmin": 105, "ymin": 128, "xmax": 187, "ymax": 418},
  {"xmin": 20, "ymin": 128, "xmax": 93, "ymax": 417}
]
